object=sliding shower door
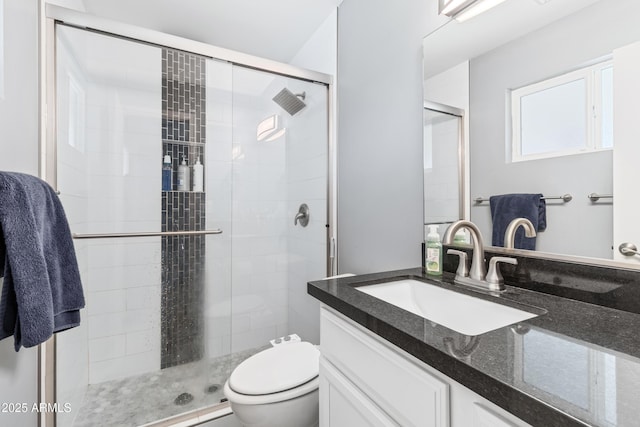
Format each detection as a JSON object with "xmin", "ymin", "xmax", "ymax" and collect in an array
[
  {"xmin": 227, "ymin": 66, "xmax": 329, "ymax": 355},
  {"xmin": 55, "ymin": 26, "xmax": 234, "ymax": 427},
  {"xmin": 53, "ymin": 21, "xmax": 329, "ymax": 427}
]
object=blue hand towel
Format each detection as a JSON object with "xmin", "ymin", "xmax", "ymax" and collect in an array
[
  {"xmin": 0, "ymin": 172, "xmax": 84, "ymax": 351},
  {"xmin": 490, "ymin": 193, "xmax": 547, "ymax": 250}
]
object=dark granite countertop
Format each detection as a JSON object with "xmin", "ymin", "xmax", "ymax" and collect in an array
[{"xmin": 308, "ymin": 268, "xmax": 640, "ymax": 427}]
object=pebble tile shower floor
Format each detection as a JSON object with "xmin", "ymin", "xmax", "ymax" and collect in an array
[{"xmin": 71, "ymin": 347, "xmax": 266, "ymax": 427}]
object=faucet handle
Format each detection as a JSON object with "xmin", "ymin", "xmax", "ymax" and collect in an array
[
  {"xmin": 447, "ymin": 249, "xmax": 469, "ymax": 278},
  {"xmin": 486, "ymin": 257, "xmax": 518, "ymax": 289}
]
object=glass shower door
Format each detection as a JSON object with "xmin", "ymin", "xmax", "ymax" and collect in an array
[
  {"xmin": 54, "ymin": 20, "xmax": 330, "ymax": 427},
  {"xmin": 55, "ymin": 25, "xmax": 233, "ymax": 427},
  {"xmin": 227, "ymin": 66, "xmax": 329, "ymax": 355}
]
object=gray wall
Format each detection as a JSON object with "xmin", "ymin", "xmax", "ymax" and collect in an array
[
  {"xmin": 0, "ymin": 0, "xmax": 40, "ymax": 425},
  {"xmin": 469, "ymin": 0, "xmax": 640, "ymax": 259},
  {"xmin": 336, "ymin": 0, "xmax": 443, "ymax": 274}
]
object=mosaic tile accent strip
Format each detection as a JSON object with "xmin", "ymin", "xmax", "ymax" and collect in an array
[
  {"xmin": 161, "ymin": 48, "xmax": 207, "ymax": 369},
  {"xmin": 162, "ymin": 49, "xmax": 206, "ymax": 143}
]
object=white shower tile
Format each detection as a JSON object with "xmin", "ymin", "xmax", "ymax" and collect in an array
[
  {"xmin": 125, "ymin": 330, "xmax": 159, "ymax": 356},
  {"xmin": 89, "ymin": 335, "xmax": 126, "ymax": 362},
  {"xmin": 88, "ymin": 312, "xmax": 126, "ymax": 339},
  {"xmin": 89, "ymin": 351, "xmax": 157, "ymax": 384},
  {"xmin": 86, "ymin": 290, "xmax": 126, "ymax": 316},
  {"xmin": 126, "ymin": 286, "xmax": 161, "ymax": 311},
  {"xmin": 124, "ymin": 308, "xmax": 156, "ymax": 333}
]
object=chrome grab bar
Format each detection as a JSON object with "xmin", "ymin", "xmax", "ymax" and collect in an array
[
  {"xmin": 72, "ymin": 229, "xmax": 223, "ymax": 239},
  {"xmin": 588, "ymin": 193, "xmax": 613, "ymax": 202},
  {"xmin": 474, "ymin": 194, "xmax": 572, "ymax": 204}
]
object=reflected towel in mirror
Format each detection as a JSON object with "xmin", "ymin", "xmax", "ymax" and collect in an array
[{"xmin": 490, "ymin": 194, "xmax": 546, "ymax": 250}]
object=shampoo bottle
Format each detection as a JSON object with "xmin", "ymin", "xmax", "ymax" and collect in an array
[
  {"xmin": 162, "ymin": 154, "xmax": 172, "ymax": 191},
  {"xmin": 192, "ymin": 156, "xmax": 204, "ymax": 192},
  {"xmin": 426, "ymin": 225, "xmax": 443, "ymax": 276},
  {"xmin": 177, "ymin": 156, "xmax": 190, "ymax": 191}
]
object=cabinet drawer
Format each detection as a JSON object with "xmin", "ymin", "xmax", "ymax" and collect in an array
[{"xmin": 320, "ymin": 307, "xmax": 449, "ymax": 427}]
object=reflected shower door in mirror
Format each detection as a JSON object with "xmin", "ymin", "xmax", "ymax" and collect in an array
[
  {"xmin": 423, "ymin": 102, "xmax": 465, "ymax": 239},
  {"xmin": 423, "ymin": 0, "xmax": 640, "ymax": 262}
]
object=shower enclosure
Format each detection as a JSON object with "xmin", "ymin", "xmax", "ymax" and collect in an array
[{"xmin": 46, "ymin": 7, "xmax": 331, "ymax": 427}]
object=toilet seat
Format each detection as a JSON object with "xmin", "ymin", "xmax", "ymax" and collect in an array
[
  {"xmin": 224, "ymin": 376, "xmax": 319, "ymax": 406},
  {"xmin": 225, "ymin": 341, "xmax": 320, "ymax": 405}
]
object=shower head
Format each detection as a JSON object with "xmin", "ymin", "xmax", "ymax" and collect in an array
[{"xmin": 272, "ymin": 88, "xmax": 306, "ymax": 116}]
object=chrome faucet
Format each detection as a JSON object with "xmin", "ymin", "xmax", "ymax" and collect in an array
[
  {"xmin": 504, "ymin": 218, "xmax": 536, "ymax": 249},
  {"xmin": 443, "ymin": 220, "xmax": 486, "ymax": 282},
  {"xmin": 443, "ymin": 220, "xmax": 517, "ymax": 292}
]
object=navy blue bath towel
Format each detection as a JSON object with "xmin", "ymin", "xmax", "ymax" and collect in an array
[
  {"xmin": 490, "ymin": 193, "xmax": 547, "ymax": 250},
  {"xmin": 0, "ymin": 172, "xmax": 84, "ymax": 351}
]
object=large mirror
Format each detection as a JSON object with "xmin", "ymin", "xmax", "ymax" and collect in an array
[{"xmin": 423, "ymin": 0, "xmax": 640, "ymax": 264}]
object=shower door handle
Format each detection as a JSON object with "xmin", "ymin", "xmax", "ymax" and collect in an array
[
  {"xmin": 294, "ymin": 204, "xmax": 309, "ymax": 227},
  {"xmin": 619, "ymin": 242, "xmax": 640, "ymax": 256}
]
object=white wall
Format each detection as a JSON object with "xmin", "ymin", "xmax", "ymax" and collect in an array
[
  {"xmin": 336, "ymin": 0, "xmax": 442, "ymax": 274},
  {"xmin": 0, "ymin": 1, "xmax": 40, "ymax": 426}
]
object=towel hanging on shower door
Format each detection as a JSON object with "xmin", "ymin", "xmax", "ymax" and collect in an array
[{"xmin": 0, "ymin": 172, "xmax": 85, "ymax": 351}]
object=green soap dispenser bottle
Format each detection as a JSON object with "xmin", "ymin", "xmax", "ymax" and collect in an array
[{"xmin": 426, "ymin": 225, "xmax": 443, "ymax": 276}]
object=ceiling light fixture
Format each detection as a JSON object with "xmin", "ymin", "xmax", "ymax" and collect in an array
[{"xmin": 438, "ymin": 0, "xmax": 508, "ymax": 22}]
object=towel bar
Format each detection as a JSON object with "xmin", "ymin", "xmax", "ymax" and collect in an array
[
  {"xmin": 474, "ymin": 194, "xmax": 572, "ymax": 204},
  {"xmin": 72, "ymin": 229, "xmax": 223, "ymax": 239},
  {"xmin": 588, "ymin": 193, "xmax": 613, "ymax": 202}
]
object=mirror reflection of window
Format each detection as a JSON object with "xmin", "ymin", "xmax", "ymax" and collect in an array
[
  {"xmin": 600, "ymin": 65, "xmax": 614, "ymax": 149},
  {"xmin": 523, "ymin": 329, "xmax": 590, "ymax": 409},
  {"xmin": 516, "ymin": 328, "xmax": 619, "ymax": 426},
  {"xmin": 511, "ymin": 61, "xmax": 613, "ymax": 162}
]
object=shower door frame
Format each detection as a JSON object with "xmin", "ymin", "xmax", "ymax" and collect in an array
[{"xmin": 40, "ymin": 4, "xmax": 336, "ymax": 427}]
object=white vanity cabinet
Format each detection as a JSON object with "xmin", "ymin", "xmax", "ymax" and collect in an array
[{"xmin": 319, "ymin": 306, "xmax": 532, "ymax": 427}]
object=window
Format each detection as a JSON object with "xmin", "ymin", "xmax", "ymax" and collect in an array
[{"xmin": 511, "ymin": 61, "xmax": 613, "ymax": 162}]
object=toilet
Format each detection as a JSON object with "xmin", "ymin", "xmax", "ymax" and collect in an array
[{"xmin": 223, "ymin": 341, "xmax": 320, "ymax": 427}]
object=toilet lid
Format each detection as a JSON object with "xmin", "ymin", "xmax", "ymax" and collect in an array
[{"xmin": 229, "ymin": 342, "xmax": 320, "ymax": 395}]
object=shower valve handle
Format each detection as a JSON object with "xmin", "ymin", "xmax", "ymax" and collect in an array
[{"xmin": 294, "ymin": 204, "xmax": 310, "ymax": 227}]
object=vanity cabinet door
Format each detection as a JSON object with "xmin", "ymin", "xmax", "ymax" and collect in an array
[
  {"xmin": 320, "ymin": 307, "xmax": 449, "ymax": 427},
  {"xmin": 472, "ymin": 403, "xmax": 527, "ymax": 427},
  {"xmin": 319, "ymin": 357, "xmax": 398, "ymax": 427}
]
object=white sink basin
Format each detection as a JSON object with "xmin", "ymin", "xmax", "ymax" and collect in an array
[{"xmin": 356, "ymin": 279, "xmax": 540, "ymax": 336}]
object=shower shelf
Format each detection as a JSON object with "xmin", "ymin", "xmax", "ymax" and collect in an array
[{"xmin": 162, "ymin": 139, "xmax": 206, "ymax": 146}]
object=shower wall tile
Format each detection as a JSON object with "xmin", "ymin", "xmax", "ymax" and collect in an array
[
  {"xmin": 88, "ymin": 312, "xmax": 127, "ymax": 339},
  {"xmin": 161, "ymin": 47, "xmax": 207, "ymax": 369},
  {"xmin": 126, "ymin": 286, "xmax": 160, "ymax": 311},
  {"xmin": 85, "ymin": 290, "xmax": 126, "ymax": 316},
  {"xmin": 89, "ymin": 351, "xmax": 158, "ymax": 384},
  {"xmin": 89, "ymin": 335, "xmax": 126, "ymax": 363},
  {"xmin": 126, "ymin": 330, "xmax": 158, "ymax": 356}
]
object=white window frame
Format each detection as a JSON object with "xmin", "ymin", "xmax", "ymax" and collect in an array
[{"xmin": 511, "ymin": 60, "xmax": 613, "ymax": 163}]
